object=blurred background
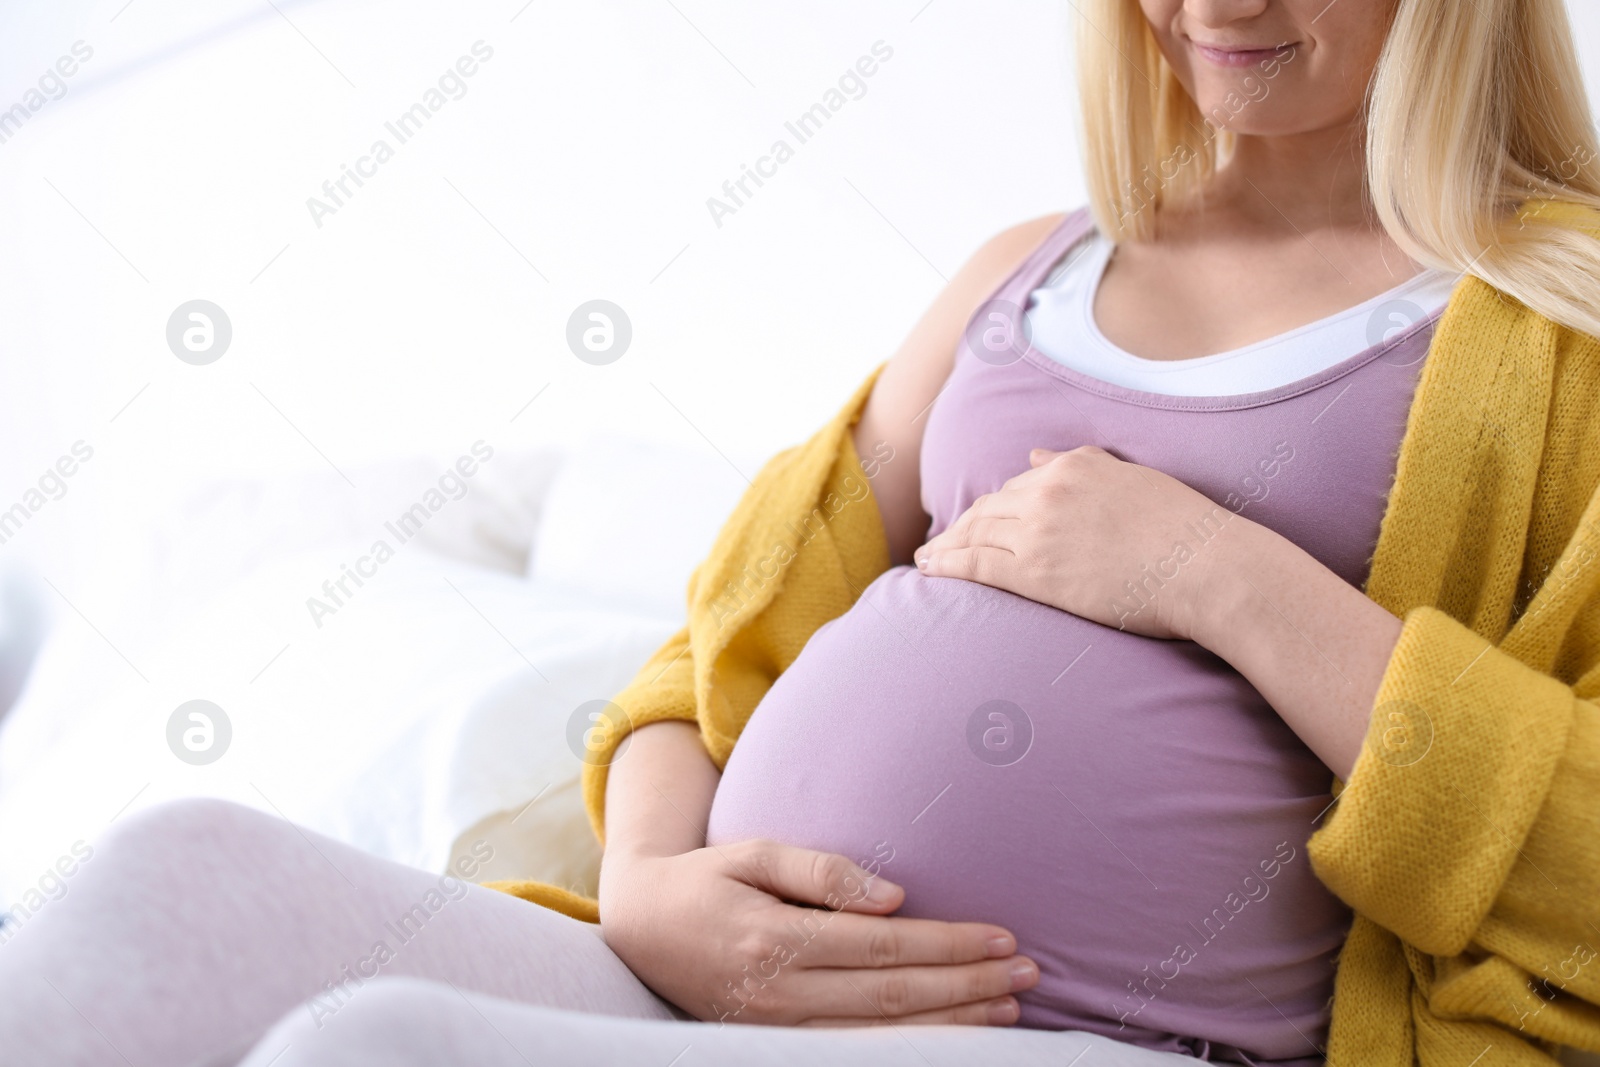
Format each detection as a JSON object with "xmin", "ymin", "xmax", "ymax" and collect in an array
[
  {"xmin": 0, "ymin": 1, "xmax": 1596, "ymax": 906},
  {"xmin": 0, "ymin": 0, "xmax": 1084, "ymax": 588}
]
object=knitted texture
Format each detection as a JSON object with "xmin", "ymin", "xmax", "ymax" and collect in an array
[
  {"xmin": 492, "ymin": 205, "xmax": 1600, "ymax": 1065},
  {"xmin": 488, "ymin": 367, "xmax": 890, "ymax": 899},
  {"xmin": 580, "ymin": 364, "xmax": 890, "ymax": 840},
  {"xmin": 478, "ymin": 880, "xmax": 599, "ymax": 924},
  {"xmin": 1308, "ymin": 208, "xmax": 1600, "ymax": 1063}
]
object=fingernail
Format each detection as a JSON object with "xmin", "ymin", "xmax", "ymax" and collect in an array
[
  {"xmin": 914, "ymin": 552, "xmax": 930, "ymax": 571},
  {"xmin": 1008, "ymin": 959, "xmax": 1038, "ymax": 991},
  {"xmin": 985, "ymin": 934, "xmax": 1015, "ymax": 957},
  {"xmin": 864, "ymin": 876, "xmax": 899, "ymax": 905},
  {"xmin": 987, "ymin": 997, "xmax": 1020, "ymax": 1025}
]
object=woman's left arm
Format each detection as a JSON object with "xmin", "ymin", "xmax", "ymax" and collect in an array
[
  {"xmin": 1160, "ymin": 500, "xmax": 1403, "ymax": 782},
  {"xmin": 915, "ymin": 444, "xmax": 1396, "ymax": 777},
  {"xmin": 917, "ymin": 444, "xmax": 1600, "ymax": 1029}
]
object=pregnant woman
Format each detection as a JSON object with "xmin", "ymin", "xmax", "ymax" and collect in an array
[{"xmin": 5, "ymin": 0, "xmax": 1599, "ymax": 1065}]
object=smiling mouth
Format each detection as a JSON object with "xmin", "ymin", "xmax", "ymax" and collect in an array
[{"xmin": 1190, "ymin": 41, "xmax": 1296, "ymax": 69}]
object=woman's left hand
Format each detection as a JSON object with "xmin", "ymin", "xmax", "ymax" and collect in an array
[{"xmin": 914, "ymin": 446, "xmax": 1246, "ymax": 642}]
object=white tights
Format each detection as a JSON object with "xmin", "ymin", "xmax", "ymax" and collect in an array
[{"xmin": 0, "ymin": 799, "xmax": 1221, "ymax": 1066}]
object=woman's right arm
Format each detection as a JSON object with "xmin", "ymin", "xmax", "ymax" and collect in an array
[
  {"xmin": 597, "ymin": 721, "xmax": 1035, "ymax": 1026},
  {"xmin": 597, "ymin": 215, "xmax": 1066, "ymax": 1026}
]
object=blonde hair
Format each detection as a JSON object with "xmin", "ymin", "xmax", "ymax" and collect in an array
[{"xmin": 1076, "ymin": 0, "xmax": 1600, "ymax": 340}]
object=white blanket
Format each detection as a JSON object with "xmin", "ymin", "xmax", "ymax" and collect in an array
[{"xmin": 0, "ymin": 439, "xmax": 749, "ymax": 906}]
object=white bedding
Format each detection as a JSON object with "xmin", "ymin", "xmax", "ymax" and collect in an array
[{"xmin": 0, "ymin": 439, "xmax": 751, "ymax": 906}]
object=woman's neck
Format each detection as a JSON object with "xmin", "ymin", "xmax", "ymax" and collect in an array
[{"xmin": 1201, "ymin": 124, "xmax": 1374, "ymax": 233}]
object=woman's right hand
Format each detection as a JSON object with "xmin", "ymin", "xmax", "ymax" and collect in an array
[{"xmin": 599, "ymin": 837, "xmax": 1038, "ymax": 1027}]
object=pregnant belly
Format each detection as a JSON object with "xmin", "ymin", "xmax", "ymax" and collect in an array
[{"xmin": 706, "ymin": 566, "xmax": 1348, "ymax": 1064}]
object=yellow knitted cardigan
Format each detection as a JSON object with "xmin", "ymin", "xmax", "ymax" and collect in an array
[{"xmin": 493, "ymin": 205, "xmax": 1600, "ymax": 1065}]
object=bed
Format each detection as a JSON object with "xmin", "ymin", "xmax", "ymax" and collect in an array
[{"xmin": 0, "ymin": 438, "xmax": 750, "ymax": 907}]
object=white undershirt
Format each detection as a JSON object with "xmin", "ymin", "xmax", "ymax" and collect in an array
[{"xmin": 1023, "ymin": 231, "xmax": 1461, "ymax": 396}]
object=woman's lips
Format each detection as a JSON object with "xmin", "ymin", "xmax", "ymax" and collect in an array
[{"xmin": 1191, "ymin": 42, "xmax": 1294, "ymax": 68}]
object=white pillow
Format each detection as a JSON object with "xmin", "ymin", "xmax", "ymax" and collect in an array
[{"xmin": 530, "ymin": 439, "xmax": 757, "ymax": 621}]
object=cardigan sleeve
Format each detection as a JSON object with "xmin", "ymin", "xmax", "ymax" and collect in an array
[
  {"xmin": 575, "ymin": 375, "xmax": 891, "ymax": 845},
  {"xmin": 1308, "ymin": 605, "xmax": 1600, "ymax": 1027}
]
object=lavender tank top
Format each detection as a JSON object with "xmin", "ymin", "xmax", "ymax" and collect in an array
[{"xmin": 707, "ymin": 210, "xmax": 1439, "ymax": 1064}]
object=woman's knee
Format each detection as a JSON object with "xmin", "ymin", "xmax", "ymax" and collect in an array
[
  {"xmin": 107, "ymin": 795, "xmax": 274, "ymax": 846},
  {"xmin": 93, "ymin": 797, "xmax": 295, "ymax": 888}
]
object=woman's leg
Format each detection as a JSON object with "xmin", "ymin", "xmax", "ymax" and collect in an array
[
  {"xmin": 0, "ymin": 798, "xmax": 677, "ymax": 1067},
  {"xmin": 237, "ymin": 976, "xmax": 1217, "ymax": 1067}
]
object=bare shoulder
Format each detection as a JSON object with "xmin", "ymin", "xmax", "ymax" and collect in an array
[
  {"xmin": 854, "ymin": 211, "xmax": 1069, "ymax": 563},
  {"xmin": 958, "ymin": 213, "xmax": 1071, "ymax": 290},
  {"xmin": 877, "ymin": 211, "xmax": 1068, "ymax": 396}
]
